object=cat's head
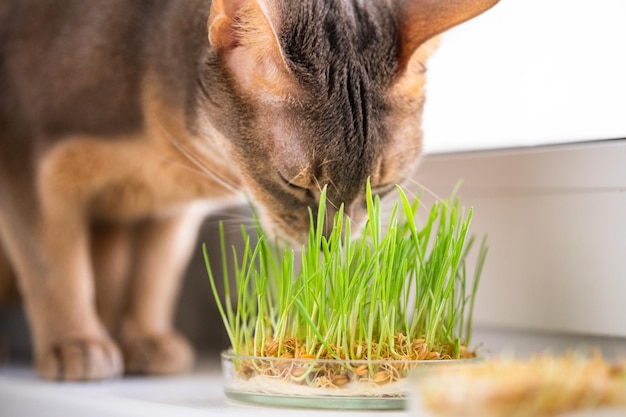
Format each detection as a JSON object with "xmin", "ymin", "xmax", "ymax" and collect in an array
[{"xmin": 201, "ymin": 0, "xmax": 498, "ymax": 245}]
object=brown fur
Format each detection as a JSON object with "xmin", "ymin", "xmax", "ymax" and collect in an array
[
  {"xmin": 0, "ymin": 241, "xmax": 17, "ymax": 306},
  {"xmin": 0, "ymin": 0, "xmax": 498, "ymax": 380}
]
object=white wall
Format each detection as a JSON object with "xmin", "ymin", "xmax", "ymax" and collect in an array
[
  {"xmin": 422, "ymin": 0, "xmax": 626, "ymax": 153},
  {"xmin": 415, "ymin": 141, "xmax": 626, "ymax": 338},
  {"xmin": 417, "ymin": 1, "xmax": 626, "ymax": 337}
]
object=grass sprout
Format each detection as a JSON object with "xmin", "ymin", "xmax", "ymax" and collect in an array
[{"xmin": 205, "ymin": 180, "xmax": 487, "ymax": 362}]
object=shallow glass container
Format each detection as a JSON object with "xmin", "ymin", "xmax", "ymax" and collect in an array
[{"xmin": 221, "ymin": 351, "xmax": 473, "ymax": 410}]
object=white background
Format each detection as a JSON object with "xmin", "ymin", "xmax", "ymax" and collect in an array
[
  {"xmin": 422, "ymin": 0, "xmax": 626, "ymax": 153},
  {"xmin": 415, "ymin": 0, "xmax": 626, "ymax": 339}
]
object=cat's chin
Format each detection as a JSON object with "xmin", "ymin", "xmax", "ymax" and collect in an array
[
  {"xmin": 246, "ymin": 198, "xmax": 309, "ymax": 248},
  {"xmin": 259, "ymin": 215, "xmax": 368, "ymax": 251}
]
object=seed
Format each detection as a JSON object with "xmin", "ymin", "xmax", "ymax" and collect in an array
[
  {"xmin": 392, "ymin": 362, "xmax": 406, "ymax": 373},
  {"xmin": 355, "ymin": 364, "xmax": 369, "ymax": 376},
  {"xmin": 276, "ymin": 354, "xmax": 293, "ymax": 369},
  {"xmin": 417, "ymin": 345, "xmax": 429, "ymax": 360},
  {"xmin": 332, "ymin": 374, "xmax": 349, "ymax": 386},
  {"xmin": 265, "ymin": 341, "xmax": 279, "ymax": 356},
  {"xmin": 459, "ymin": 345, "xmax": 468, "ymax": 356},
  {"xmin": 425, "ymin": 351, "xmax": 440, "ymax": 360},
  {"xmin": 372, "ymin": 370, "xmax": 392, "ymax": 384},
  {"xmin": 298, "ymin": 353, "xmax": 315, "ymax": 359},
  {"xmin": 291, "ymin": 368, "xmax": 306, "ymax": 384}
]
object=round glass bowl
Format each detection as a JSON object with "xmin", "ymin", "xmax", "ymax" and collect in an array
[{"xmin": 221, "ymin": 351, "xmax": 473, "ymax": 410}]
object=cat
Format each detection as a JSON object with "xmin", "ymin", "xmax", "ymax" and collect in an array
[{"xmin": 0, "ymin": 0, "xmax": 498, "ymax": 381}]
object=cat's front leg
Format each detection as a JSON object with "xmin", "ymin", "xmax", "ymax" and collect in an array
[
  {"xmin": 0, "ymin": 194, "xmax": 123, "ymax": 381},
  {"xmin": 92, "ymin": 222, "xmax": 133, "ymax": 336},
  {"xmin": 120, "ymin": 205, "xmax": 207, "ymax": 375}
]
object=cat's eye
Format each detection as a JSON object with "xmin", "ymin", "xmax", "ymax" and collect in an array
[{"xmin": 277, "ymin": 171, "xmax": 310, "ymax": 195}]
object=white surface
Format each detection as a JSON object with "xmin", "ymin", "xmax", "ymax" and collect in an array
[
  {"xmin": 1, "ymin": 328, "xmax": 624, "ymax": 417},
  {"xmin": 415, "ymin": 139, "xmax": 626, "ymax": 337},
  {"xmin": 422, "ymin": 0, "xmax": 626, "ymax": 153},
  {"xmin": 0, "ymin": 362, "xmax": 402, "ymax": 417}
]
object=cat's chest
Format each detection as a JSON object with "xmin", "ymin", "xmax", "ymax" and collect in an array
[{"xmin": 40, "ymin": 134, "xmax": 242, "ymax": 220}]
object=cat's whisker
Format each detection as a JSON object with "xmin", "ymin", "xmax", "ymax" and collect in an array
[
  {"xmin": 204, "ymin": 215, "xmax": 256, "ymax": 228},
  {"xmin": 207, "ymin": 216, "xmax": 256, "ymax": 225},
  {"xmin": 312, "ymin": 175, "xmax": 329, "ymax": 206},
  {"xmin": 310, "ymin": 173, "xmax": 338, "ymax": 230},
  {"xmin": 223, "ymin": 219, "xmax": 256, "ymax": 226},
  {"xmin": 211, "ymin": 211, "xmax": 255, "ymax": 221},
  {"xmin": 292, "ymin": 165, "xmax": 311, "ymax": 185},
  {"xmin": 401, "ymin": 177, "xmax": 447, "ymax": 205},
  {"xmin": 312, "ymin": 174, "xmax": 338, "ymax": 212},
  {"xmin": 321, "ymin": 192, "xmax": 340, "ymax": 216},
  {"xmin": 170, "ymin": 137, "xmax": 241, "ymax": 195},
  {"xmin": 345, "ymin": 213, "xmax": 359, "ymax": 228},
  {"xmin": 318, "ymin": 158, "xmax": 338, "ymax": 168},
  {"xmin": 326, "ymin": 177, "xmax": 340, "ymax": 197},
  {"xmin": 214, "ymin": 222, "xmax": 258, "ymax": 231},
  {"xmin": 151, "ymin": 111, "xmax": 242, "ymax": 194},
  {"xmin": 159, "ymin": 155, "xmax": 225, "ymax": 186},
  {"xmin": 205, "ymin": 212, "xmax": 258, "ymax": 227},
  {"xmin": 311, "ymin": 175, "xmax": 322, "ymax": 193}
]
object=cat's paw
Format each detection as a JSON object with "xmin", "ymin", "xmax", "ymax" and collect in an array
[
  {"xmin": 37, "ymin": 337, "xmax": 123, "ymax": 381},
  {"xmin": 122, "ymin": 332, "xmax": 195, "ymax": 375}
]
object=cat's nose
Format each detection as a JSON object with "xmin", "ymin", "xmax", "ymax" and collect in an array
[
  {"xmin": 318, "ymin": 203, "xmax": 363, "ymax": 243},
  {"xmin": 310, "ymin": 204, "xmax": 342, "ymax": 243}
]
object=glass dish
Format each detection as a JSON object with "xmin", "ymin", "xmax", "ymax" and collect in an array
[
  {"xmin": 407, "ymin": 357, "xmax": 626, "ymax": 417},
  {"xmin": 221, "ymin": 351, "xmax": 475, "ymax": 410}
]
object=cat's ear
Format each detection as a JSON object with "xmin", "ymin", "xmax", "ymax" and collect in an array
[
  {"xmin": 208, "ymin": 0, "xmax": 281, "ymax": 53},
  {"xmin": 208, "ymin": 0, "xmax": 291, "ymax": 98},
  {"xmin": 396, "ymin": 0, "xmax": 499, "ymax": 67}
]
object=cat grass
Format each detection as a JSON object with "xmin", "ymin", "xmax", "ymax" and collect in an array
[{"xmin": 205, "ymin": 180, "xmax": 487, "ymax": 390}]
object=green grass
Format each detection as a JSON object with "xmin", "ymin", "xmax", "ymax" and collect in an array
[{"xmin": 205, "ymin": 180, "xmax": 487, "ymax": 361}]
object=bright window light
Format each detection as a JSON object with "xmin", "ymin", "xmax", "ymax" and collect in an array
[{"xmin": 423, "ymin": 0, "xmax": 626, "ymax": 153}]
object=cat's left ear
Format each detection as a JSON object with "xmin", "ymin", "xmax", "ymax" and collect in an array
[
  {"xmin": 396, "ymin": 0, "xmax": 500, "ymax": 68},
  {"xmin": 208, "ymin": 0, "xmax": 291, "ymax": 97}
]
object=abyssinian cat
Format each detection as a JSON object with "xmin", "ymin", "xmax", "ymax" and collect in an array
[{"xmin": 0, "ymin": 0, "xmax": 498, "ymax": 380}]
